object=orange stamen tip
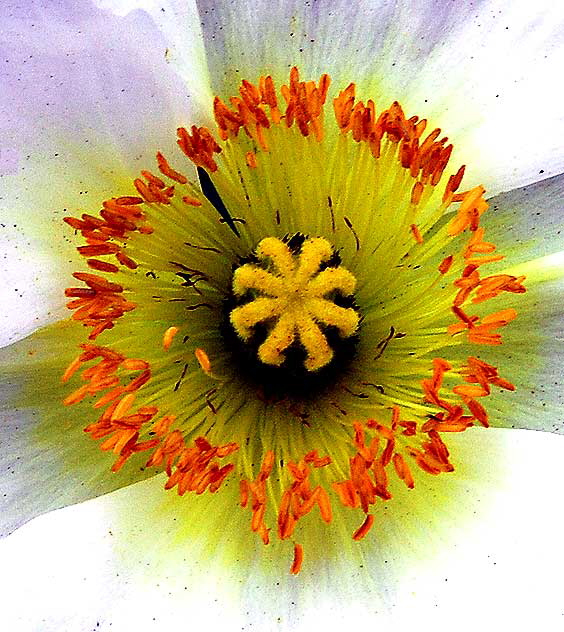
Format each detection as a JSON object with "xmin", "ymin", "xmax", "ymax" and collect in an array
[
  {"xmin": 111, "ymin": 393, "xmax": 136, "ymax": 420},
  {"xmin": 62, "ymin": 357, "xmax": 83, "ymax": 382},
  {"xmin": 290, "ymin": 543, "xmax": 304, "ymax": 575},
  {"xmin": 392, "ymin": 452, "xmax": 415, "ymax": 489},
  {"xmin": 352, "ymin": 514, "xmax": 375, "ymax": 541},
  {"xmin": 87, "ymin": 259, "xmax": 120, "ymax": 273},
  {"xmin": 259, "ymin": 450, "xmax": 275, "ymax": 479},
  {"xmin": 182, "ymin": 195, "xmax": 203, "ymax": 207},
  {"xmin": 162, "ymin": 326, "xmax": 180, "ymax": 351},
  {"xmin": 242, "ymin": 450, "xmax": 276, "ymax": 544},
  {"xmin": 410, "ymin": 223, "xmax": 424, "ymax": 244},
  {"xmin": 245, "ymin": 151, "xmax": 258, "ymax": 168},
  {"xmin": 156, "ymin": 151, "xmax": 188, "ymax": 184},
  {"xmin": 438, "ymin": 255, "xmax": 454, "ymax": 275},
  {"xmin": 177, "ymin": 125, "xmax": 221, "ymax": 172},
  {"xmin": 63, "ymin": 384, "xmax": 89, "ymax": 406},
  {"xmin": 411, "ymin": 181, "xmax": 424, "ymax": 205},
  {"xmin": 195, "ymin": 348, "xmax": 212, "ymax": 375}
]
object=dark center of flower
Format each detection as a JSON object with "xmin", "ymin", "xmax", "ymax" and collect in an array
[{"xmin": 222, "ymin": 233, "xmax": 361, "ymax": 398}]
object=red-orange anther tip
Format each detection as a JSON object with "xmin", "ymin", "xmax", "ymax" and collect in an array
[
  {"xmin": 182, "ymin": 195, "xmax": 203, "ymax": 207},
  {"xmin": 156, "ymin": 151, "xmax": 188, "ymax": 184},
  {"xmin": 62, "ymin": 357, "xmax": 82, "ymax": 383},
  {"xmin": 260, "ymin": 450, "xmax": 275, "ymax": 475},
  {"xmin": 245, "ymin": 151, "xmax": 258, "ymax": 168},
  {"xmin": 410, "ymin": 223, "xmax": 424, "ymax": 244},
  {"xmin": 482, "ymin": 308, "xmax": 518, "ymax": 325},
  {"xmin": 411, "ymin": 181, "xmax": 424, "ymax": 205},
  {"xmin": 290, "ymin": 543, "xmax": 304, "ymax": 575},
  {"xmin": 438, "ymin": 255, "xmax": 454, "ymax": 275},
  {"xmin": 352, "ymin": 514, "xmax": 375, "ymax": 541},
  {"xmin": 433, "ymin": 357, "xmax": 452, "ymax": 372}
]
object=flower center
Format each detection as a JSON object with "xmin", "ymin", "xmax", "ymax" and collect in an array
[
  {"xmin": 231, "ymin": 234, "xmax": 359, "ymax": 368},
  {"xmin": 61, "ymin": 66, "xmax": 526, "ymax": 576},
  {"xmin": 224, "ymin": 234, "xmax": 360, "ymax": 397}
]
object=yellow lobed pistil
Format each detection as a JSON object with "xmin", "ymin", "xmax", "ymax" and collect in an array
[{"xmin": 230, "ymin": 237, "xmax": 359, "ymax": 371}]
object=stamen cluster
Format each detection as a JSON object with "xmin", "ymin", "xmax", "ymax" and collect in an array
[{"xmin": 61, "ymin": 67, "xmax": 526, "ymax": 574}]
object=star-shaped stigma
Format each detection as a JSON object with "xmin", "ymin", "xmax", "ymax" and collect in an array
[{"xmin": 230, "ymin": 236, "xmax": 360, "ymax": 371}]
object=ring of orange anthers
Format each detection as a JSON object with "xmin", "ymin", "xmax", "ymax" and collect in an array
[{"xmin": 63, "ymin": 67, "xmax": 526, "ymax": 575}]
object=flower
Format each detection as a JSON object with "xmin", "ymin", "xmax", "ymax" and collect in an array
[{"xmin": 1, "ymin": 0, "xmax": 564, "ymax": 627}]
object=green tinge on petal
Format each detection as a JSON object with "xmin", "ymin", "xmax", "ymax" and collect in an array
[
  {"xmin": 97, "ymin": 426, "xmax": 521, "ymax": 603},
  {"xmin": 4, "ymin": 429, "xmax": 564, "ymax": 627},
  {"xmin": 446, "ymin": 251, "xmax": 564, "ymax": 433},
  {"xmin": 486, "ymin": 253, "xmax": 564, "ymax": 433},
  {"xmin": 485, "ymin": 173, "xmax": 564, "ymax": 267},
  {"xmin": 0, "ymin": 320, "xmax": 157, "ymax": 537}
]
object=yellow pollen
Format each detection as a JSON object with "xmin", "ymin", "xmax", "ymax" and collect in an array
[{"xmin": 230, "ymin": 237, "xmax": 359, "ymax": 371}]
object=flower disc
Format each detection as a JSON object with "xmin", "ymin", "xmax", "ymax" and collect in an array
[{"xmin": 61, "ymin": 68, "xmax": 525, "ymax": 574}]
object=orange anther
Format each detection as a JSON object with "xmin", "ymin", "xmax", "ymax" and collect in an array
[
  {"xmin": 453, "ymin": 384, "xmax": 489, "ymax": 398},
  {"xmin": 115, "ymin": 251, "xmax": 138, "ymax": 270},
  {"xmin": 352, "ymin": 514, "xmax": 375, "ymax": 541},
  {"xmin": 245, "ymin": 151, "xmax": 258, "ymax": 168},
  {"xmin": 410, "ymin": 223, "xmax": 424, "ymax": 244},
  {"xmin": 62, "ymin": 357, "xmax": 83, "ymax": 382},
  {"xmin": 63, "ymin": 384, "xmax": 90, "ymax": 406},
  {"xmin": 316, "ymin": 488, "xmax": 333, "ymax": 523},
  {"xmin": 392, "ymin": 452, "xmax": 415, "ymax": 489},
  {"xmin": 86, "ymin": 259, "xmax": 120, "ymax": 273},
  {"xmin": 156, "ymin": 151, "xmax": 188, "ymax": 184},
  {"xmin": 163, "ymin": 326, "xmax": 180, "ymax": 351},
  {"xmin": 111, "ymin": 393, "xmax": 136, "ymax": 420},
  {"xmin": 195, "ymin": 348, "xmax": 212, "ymax": 375},
  {"xmin": 290, "ymin": 543, "xmax": 304, "ymax": 575},
  {"xmin": 259, "ymin": 450, "xmax": 275, "ymax": 480},
  {"xmin": 438, "ymin": 255, "xmax": 454, "ymax": 275},
  {"xmin": 72, "ymin": 272, "xmax": 123, "ymax": 293},
  {"xmin": 121, "ymin": 358, "xmax": 150, "ymax": 371},
  {"xmin": 411, "ymin": 181, "xmax": 424, "ymax": 205},
  {"xmin": 182, "ymin": 195, "xmax": 203, "ymax": 206}
]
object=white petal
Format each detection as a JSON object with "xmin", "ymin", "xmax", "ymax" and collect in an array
[
  {"xmin": 485, "ymin": 173, "xmax": 564, "ymax": 266},
  {"xmin": 477, "ymin": 251, "xmax": 564, "ymax": 433},
  {"xmin": 192, "ymin": 0, "xmax": 564, "ymax": 192},
  {"xmin": 1, "ymin": 2, "xmax": 209, "ymax": 157},
  {"xmin": 95, "ymin": 0, "xmax": 213, "ymax": 114},
  {"xmin": 2, "ymin": 427, "xmax": 564, "ymax": 629},
  {"xmin": 0, "ymin": 323, "xmax": 157, "ymax": 537},
  {"xmin": 0, "ymin": 1, "xmax": 211, "ymax": 345}
]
